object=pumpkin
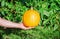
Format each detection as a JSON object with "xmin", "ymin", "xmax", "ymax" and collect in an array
[{"xmin": 23, "ymin": 7, "xmax": 40, "ymax": 27}]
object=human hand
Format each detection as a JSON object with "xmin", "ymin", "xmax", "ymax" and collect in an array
[
  {"xmin": 3, "ymin": 23, "xmax": 34, "ymax": 30},
  {"xmin": 18, "ymin": 23, "xmax": 34, "ymax": 30},
  {"xmin": 0, "ymin": 17, "xmax": 34, "ymax": 30}
]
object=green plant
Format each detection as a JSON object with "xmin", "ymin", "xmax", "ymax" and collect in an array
[{"xmin": 0, "ymin": 0, "xmax": 60, "ymax": 39}]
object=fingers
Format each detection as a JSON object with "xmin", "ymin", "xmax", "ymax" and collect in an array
[
  {"xmin": 23, "ymin": 27, "xmax": 34, "ymax": 30},
  {"xmin": 18, "ymin": 23, "xmax": 35, "ymax": 30}
]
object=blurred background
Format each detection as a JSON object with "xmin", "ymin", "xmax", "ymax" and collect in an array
[{"xmin": 0, "ymin": 0, "xmax": 60, "ymax": 39}]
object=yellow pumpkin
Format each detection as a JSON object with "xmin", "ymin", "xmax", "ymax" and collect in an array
[{"xmin": 23, "ymin": 8, "xmax": 40, "ymax": 27}]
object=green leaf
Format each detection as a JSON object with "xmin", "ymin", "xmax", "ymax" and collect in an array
[
  {"xmin": 43, "ymin": 19, "xmax": 50, "ymax": 25},
  {"xmin": 53, "ymin": 24, "xmax": 58, "ymax": 31},
  {"xmin": 1, "ymin": 0, "xmax": 5, "ymax": 7}
]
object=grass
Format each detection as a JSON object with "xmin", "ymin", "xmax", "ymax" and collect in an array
[{"xmin": 0, "ymin": 0, "xmax": 60, "ymax": 39}]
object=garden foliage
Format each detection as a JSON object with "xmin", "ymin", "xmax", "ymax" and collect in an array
[{"xmin": 0, "ymin": 0, "xmax": 60, "ymax": 39}]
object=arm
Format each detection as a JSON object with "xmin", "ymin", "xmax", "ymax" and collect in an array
[
  {"xmin": 0, "ymin": 17, "xmax": 21, "ymax": 28},
  {"xmin": 0, "ymin": 17, "xmax": 34, "ymax": 30}
]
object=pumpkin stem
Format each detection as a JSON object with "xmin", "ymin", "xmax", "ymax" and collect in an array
[{"xmin": 31, "ymin": 6, "xmax": 33, "ymax": 10}]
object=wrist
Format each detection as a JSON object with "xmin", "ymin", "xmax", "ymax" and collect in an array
[{"xmin": 16, "ymin": 23, "xmax": 21, "ymax": 28}]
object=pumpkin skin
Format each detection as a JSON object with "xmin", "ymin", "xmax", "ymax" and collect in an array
[{"xmin": 23, "ymin": 9, "xmax": 40, "ymax": 27}]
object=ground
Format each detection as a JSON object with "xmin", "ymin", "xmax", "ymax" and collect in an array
[{"xmin": 0, "ymin": 0, "xmax": 60, "ymax": 39}]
